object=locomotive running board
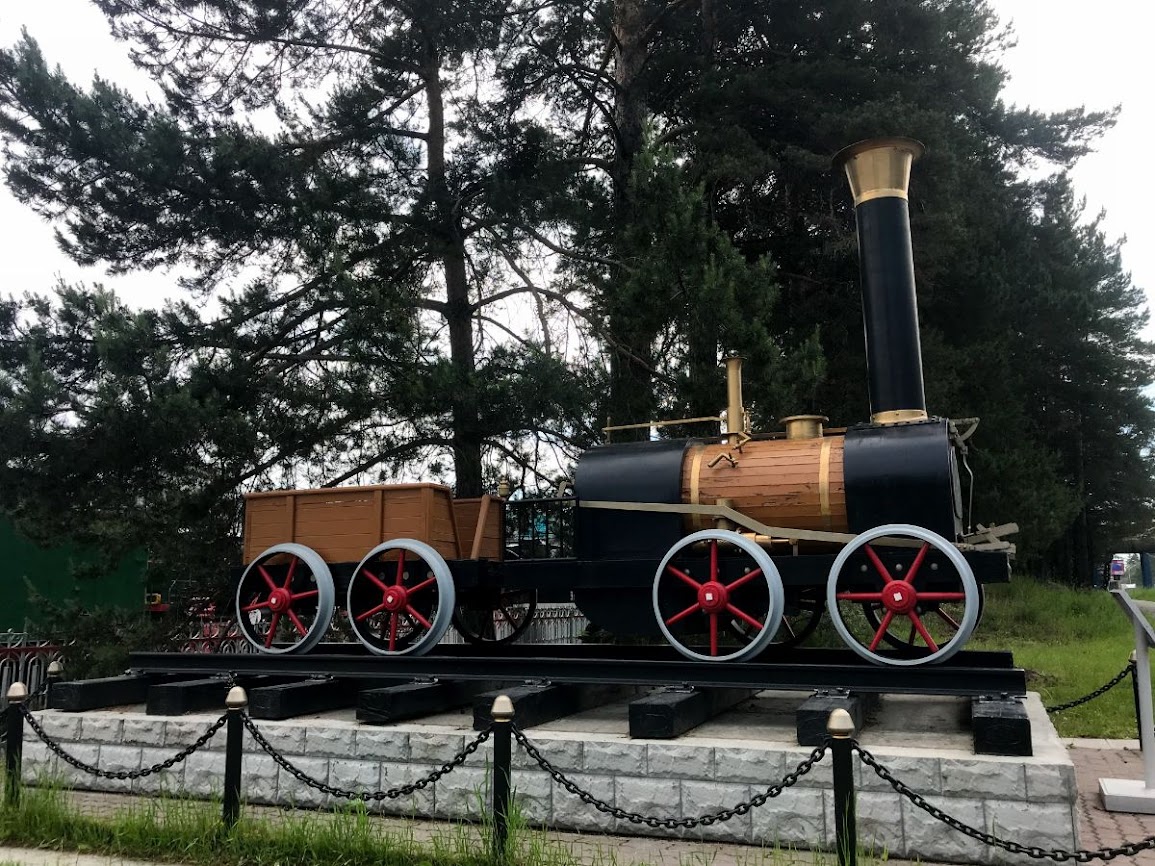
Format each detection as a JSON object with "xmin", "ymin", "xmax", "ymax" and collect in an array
[{"xmin": 128, "ymin": 650, "xmax": 1026, "ymax": 698}]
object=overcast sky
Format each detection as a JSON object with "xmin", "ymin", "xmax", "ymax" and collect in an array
[{"xmin": 0, "ymin": 1, "xmax": 1151, "ymax": 337}]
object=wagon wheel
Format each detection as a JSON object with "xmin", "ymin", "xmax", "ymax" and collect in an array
[
  {"xmin": 860, "ymin": 584, "xmax": 985, "ymax": 652},
  {"xmin": 826, "ymin": 524, "xmax": 980, "ymax": 666},
  {"xmin": 452, "ymin": 589, "xmax": 538, "ymax": 645},
  {"xmin": 234, "ymin": 543, "xmax": 336, "ymax": 655},
  {"xmin": 731, "ymin": 586, "xmax": 825, "ymax": 649},
  {"xmin": 346, "ymin": 539, "xmax": 455, "ymax": 656},
  {"xmin": 653, "ymin": 529, "xmax": 785, "ymax": 662}
]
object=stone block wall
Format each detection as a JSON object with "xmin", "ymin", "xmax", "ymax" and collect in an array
[{"xmin": 19, "ymin": 708, "xmax": 1078, "ymax": 865}]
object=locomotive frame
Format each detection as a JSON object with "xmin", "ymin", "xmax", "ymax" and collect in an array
[{"xmin": 231, "ymin": 137, "xmax": 1017, "ymax": 670}]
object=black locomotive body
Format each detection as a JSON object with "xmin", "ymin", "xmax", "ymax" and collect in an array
[{"xmin": 231, "ymin": 138, "xmax": 1014, "ymax": 667}]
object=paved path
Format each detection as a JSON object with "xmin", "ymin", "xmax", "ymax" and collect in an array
[
  {"xmin": 3, "ymin": 741, "xmax": 1155, "ymax": 866},
  {"xmin": 1067, "ymin": 739, "xmax": 1155, "ymax": 866}
]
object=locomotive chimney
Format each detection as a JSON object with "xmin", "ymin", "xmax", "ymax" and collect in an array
[{"xmin": 834, "ymin": 137, "xmax": 929, "ymax": 425}]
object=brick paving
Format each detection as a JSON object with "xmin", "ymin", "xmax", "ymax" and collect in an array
[{"xmin": 1068, "ymin": 741, "xmax": 1155, "ymax": 866}]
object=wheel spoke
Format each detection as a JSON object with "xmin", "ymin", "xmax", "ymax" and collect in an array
[
  {"xmin": 935, "ymin": 608, "xmax": 962, "ymax": 630},
  {"xmin": 836, "ymin": 592, "xmax": 885, "ymax": 602},
  {"xmin": 665, "ymin": 601, "xmax": 701, "ymax": 627},
  {"xmin": 405, "ymin": 605, "xmax": 432, "ymax": 630},
  {"xmin": 868, "ymin": 610, "xmax": 895, "ymax": 652},
  {"xmin": 907, "ymin": 611, "xmax": 939, "ymax": 651},
  {"xmin": 388, "ymin": 612, "xmax": 399, "ymax": 651},
  {"xmin": 666, "ymin": 565, "xmax": 702, "ymax": 590},
  {"xmin": 709, "ymin": 540, "xmax": 719, "ymax": 583},
  {"xmin": 916, "ymin": 593, "xmax": 967, "ymax": 601},
  {"xmin": 782, "ymin": 617, "xmax": 797, "ymax": 638},
  {"xmin": 393, "ymin": 550, "xmax": 406, "ymax": 586},
  {"xmin": 241, "ymin": 600, "xmax": 270, "ymax": 613},
  {"xmin": 725, "ymin": 567, "xmax": 763, "ymax": 593},
  {"xmin": 291, "ymin": 589, "xmax": 319, "ymax": 602},
  {"xmin": 408, "ymin": 577, "xmax": 436, "ymax": 596},
  {"xmin": 864, "ymin": 545, "xmax": 893, "ymax": 583},
  {"xmin": 497, "ymin": 606, "xmax": 519, "ymax": 628},
  {"xmin": 361, "ymin": 568, "xmax": 389, "ymax": 592},
  {"xmin": 281, "ymin": 554, "xmax": 298, "ymax": 590},
  {"xmin": 726, "ymin": 603, "xmax": 763, "ymax": 632},
  {"xmin": 356, "ymin": 601, "xmax": 388, "ymax": 622},
  {"xmin": 258, "ymin": 565, "xmax": 278, "ymax": 592},
  {"xmin": 904, "ymin": 543, "xmax": 930, "ymax": 584},
  {"xmin": 286, "ymin": 608, "xmax": 308, "ymax": 637},
  {"xmin": 709, "ymin": 612, "xmax": 718, "ymax": 656},
  {"xmin": 264, "ymin": 612, "xmax": 281, "ymax": 648}
]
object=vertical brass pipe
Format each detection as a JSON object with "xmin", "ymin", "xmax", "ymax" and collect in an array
[{"xmin": 724, "ymin": 355, "xmax": 745, "ymax": 444}]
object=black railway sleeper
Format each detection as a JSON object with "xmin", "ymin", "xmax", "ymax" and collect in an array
[
  {"xmin": 971, "ymin": 694, "xmax": 1032, "ymax": 756},
  {"xmin": 148, "ymin": 677, "xmax": 239, "ymax": 716},
  {"xmin": 247, "ymin": 678, "xmax": 375, "ymax": 720},
  {"xmin": 51, "ymin": 674, "xmax": 183, "ymax": 713},
  {"xmin": 796, "ymin": 690, "xmax": 876, "ymax": 746},
  {"xmin": 358, "ymin": 679, "xmax": 503, "ymax": 725},
  {"xmin": 473, "ymin": 682, "xmax": 645, "ymax": 730},
  {"xmin": 629, "ymin": 687, "xmax": 758, "ymax": 739}
]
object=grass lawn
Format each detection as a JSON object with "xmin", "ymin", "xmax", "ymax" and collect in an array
[{"xmin": 968, "ymin": 577, "xmax": 1144, "ymax": 738}]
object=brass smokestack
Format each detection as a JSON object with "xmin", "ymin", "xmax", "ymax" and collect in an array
[
  {"xmin": 723, "ymin": 355, "xmax": 746, "ymax": 445},
  {"xmin": 834, "ymin": 137, "xmax": 930, "ymax": 425}
]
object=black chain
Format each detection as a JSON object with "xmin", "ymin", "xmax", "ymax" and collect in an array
[
  {"xmin": 20, "ymin": 705, "xmax": 227, "ymax": 780},
  {"xmin": 513, "ymin": 724, "xmax": 826, "ymax": 829},
  {"xmin": 1045, "ymin": 662, "xmax": 1135, "ymax": 714},
  {"xmin": 856, "ymin": 741, "xmax": 1155, "ymax": 861},
  {"xmin": 242, "ymin": 712, "xmax": 490, "ymax": 802}
]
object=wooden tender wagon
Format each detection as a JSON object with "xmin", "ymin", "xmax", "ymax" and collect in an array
[{"xmin": 235, "ymin": 483, "xmax": 515, "ymax": 655}]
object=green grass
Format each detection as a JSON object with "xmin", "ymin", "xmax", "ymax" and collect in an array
[
  {"xmin": 0, "ymin": 781, "xmax": 881, "ymax": 866},
  {"xmin": 969, "ymin": 577, "xmax": 1143, "ymax": 738}
]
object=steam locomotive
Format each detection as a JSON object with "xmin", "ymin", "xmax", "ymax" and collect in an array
[{"xmin": 232, "ymin": 138, "xmax": 1014, "ymax": 667}]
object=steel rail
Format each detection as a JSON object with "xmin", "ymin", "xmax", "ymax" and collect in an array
[{"xmin": 128, "ymin": 650, "xmax": 1026, "ymax": 697}]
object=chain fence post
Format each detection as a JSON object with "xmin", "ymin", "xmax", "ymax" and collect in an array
[
  {"xmin": 222, "ymin": 685, "xmax": 247, "ymax": 828},
  {"xmin": 491, "ymin": 694, "xmax": 514, "ymax": 861},
  {"xmin": 45, "ymin": 660, "xmax": 63, "ymax": 711},
  {"xmin": 5, "ymin": 682, "xmax": 27, "ymax": 807},
  {"xmin": 828, "ymin": 708, "xmax": 857, "ymax": 866}
]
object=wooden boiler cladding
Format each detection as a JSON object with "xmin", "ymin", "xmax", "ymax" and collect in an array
[{"xmin": 681, "ymin": 436, "xmax": 848, "ymax": 533}]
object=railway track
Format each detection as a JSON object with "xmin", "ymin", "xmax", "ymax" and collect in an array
[{"xmin": 33, "ymin": 644, "xmax": 1031, "ymax": 752}]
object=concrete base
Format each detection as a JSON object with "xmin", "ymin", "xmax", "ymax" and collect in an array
[
  {"xmin": 1099, "ymin": 777, "xmax": 1155, "ymax": 813},
  {"xmin": 19, "ymin": 689, "xmax": 1077, "ymax": 865}
]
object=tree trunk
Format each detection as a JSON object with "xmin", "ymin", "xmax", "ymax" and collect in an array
[
  {"xmin": 606, "ymin": 0, "xmax": 658, "ymax": 438},
  {"xmin": 427, "ymin": 57, "xmax": 483, "ymax": 496}
]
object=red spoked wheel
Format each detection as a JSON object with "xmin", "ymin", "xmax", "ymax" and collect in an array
[
  {"xmin": 826, "ymin": 524, "xmax": 980, "ymax": 666},
  {"xmin": 234, "ymin": 543, "xmax": 336, "ymax": 655},
  {"xmin": 860, "ymin": 584, "xmax": 985, "ymax": 651},
  {"xmin": 652, "ymin": 529, "xmax": 784, "ymax": 662},
  {"xmin": 346, "ymin": 539, "xmax": 455, "ymax": 656}
]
